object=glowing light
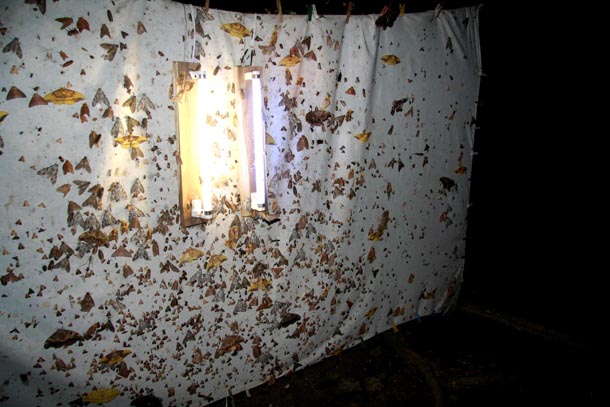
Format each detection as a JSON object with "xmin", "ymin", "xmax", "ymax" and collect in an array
[
  {"xmin": 191, "ymin": 71, "xmax": 213, "ymax": 219},
  {"xmin": 245, "ymin": 70, "xmax": 266, "ymax": 211}
]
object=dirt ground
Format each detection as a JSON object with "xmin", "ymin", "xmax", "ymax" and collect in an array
[{"xmin": 209, "ymin": 306, "xmax": 595, "ymax": 407}]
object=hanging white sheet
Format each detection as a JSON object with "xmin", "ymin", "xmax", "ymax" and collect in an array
[{"xmin": 0, "ymin": 0, "xmax": 481, "ymax": 405}]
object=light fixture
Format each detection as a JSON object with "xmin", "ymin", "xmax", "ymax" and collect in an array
[
  {"xmin": 243, "ymin": 70, "xmax": 267, "ymax": 212},
  {"xmin": 190, "ymin": 70, "xmax": 213, "ymax": 220}
]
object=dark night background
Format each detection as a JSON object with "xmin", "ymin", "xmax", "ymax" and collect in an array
[{"xmin": 178, "ymin": 0, "xmax": 594, "ymax": 343}]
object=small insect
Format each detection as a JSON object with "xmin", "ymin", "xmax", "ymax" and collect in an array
[
  {"xmin": 123, "ymin": 95, "xmax": 136, "ymax": 113},
  {"xmin": 2, "ymin": 38, "xmax": 22, "ymax": 58},
  {"xmin": 279, "ymin": 55, "xmax": 301, "ymax": 67},
  {"xmin": 37, "ymin": 163, "xmax": 58, "ymax": 184},
  {"xmin": 100, "ymin": 43, "xmax": 118, "ymax": 61},
  {"xmin": 6, "ymin": 86, "xmax": 26, "ymax": 100},
  {"xmin": 55, "ymin": 17, "xmax": 73, "ymax": 30},
  {"xmin": 354, "ymin": 132, "xmax": 371, "ymax": 143},
  {"xmin": 220, "ymin": 23, "xmax": 251, "ymax": 39},
  {"xmin": 381, "ymin": 54, "xmax": 401, "ymax": 65},
  {"xmin": 44, "ymin": 87, "xmax": 85, "ymax": 105},
  {"xmin": 28, "ymin": 93, "xmax": 47, "ymax": 107}
]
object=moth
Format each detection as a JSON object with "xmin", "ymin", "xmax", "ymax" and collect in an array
[
  {"xmin": 131, "ymin": 178, "xmax": 145, "ymax": 196},
  {"xmin": 440, "ymin": 176, "xmax": 456, "ymax": 192},
  {"xmin": 76, "ymin": 17, "xmax": 90, "ymax": 32},
  {"xmin": 179, "ymin": 247, "xmax": 204, "ymax": 265},
  {"xmin": 55, "ymin": 17, "xmax": 73, "ymax": 30},
  {"xmin": 367, "ymin": 247, "xmax": 376, "ymax": 263},
  {"xmin": 37, "ymin": 163, "xmax": 58, "ymax": 184},
  {"xmin": 78, "ymin": 230, "xmax": 109, "ymax": 247},
  {"xmin": 28, "ymin": 93, "xmax": 48, "ymax": 107},
  {"xmin": 160, "ymin": 260, "xmax": 180, "ymax": 273},
  {"xmin": 44, "ymin": 329, "xmax": 83, "ymax": 349},
  {"xmin": 6, "ymin": 86, "xmax": 26, "ymax": 100},
  {"xmin": 102, "ymin": 106, "xmax": 114, "ymax": 119},
  {"xmin": 137, "ymin": 93, "xmax": 156, "ymax": 112},
  {"xmin": 111, "ymin": 118, "xmax": 124, "ymax": 138},
  {"xmin": 79, "ymin": 292, "xmax": 95, "ymax": 312},
  {"xmin": 1, "ymin": 269, "xmax": 24, "ymax": 285},
  {"xmin": 126, "ymin": 116, "xmax": 139, "ymax": 134},
  {"xmin": 122, "ymin": 95, "xmax": 136, "ymax": 113},
  {"xmin": 61, "ymin": 159, "xmax": 74, "ymax": 174},
  {"xmin": 124, "ymin": 75, "xmax": 134, "ymax": 93},
  {"xmin": 303, "ymin": 50, "xmax": 317, "ymax": 61},
  {"xmin": 279, "ymin": 55, "xmax": 301, "ymax": 67},
  {"xmin": 100, "ymin": 209, "xmax": 117, "ymax": 227},
  {"xmin": 137, "ymin": 21, "xmax": 147, "ymax": 34},
  {"xmin": 112, "ymin": 246, "xmax": 131, "ymax": 257},
  {"xmin": 56, "ymin": 184, "xmax": 71, "ymax": 197},
  {"xmin": 132, "ymin": 246, "xmax": 149, "ymax": 261},
  {"xmin": 296, "ymin": 135, "xmax": 309, "ymax": 152},
  {"xmin": 206, "ymin": 254, "xmax": 227, "ymax": 269},
  {"xmin": 92, "ymin": 88, "xmax": 109, "ymax": 107},
  {"xmin": 259, "ymin": 27, "xmax": 278, "ymax": 55},
  {"xmin": 114, "ymin": 135, "xmax": 147, "ymax": 149},
  {"xmin": 108, "ymin": 182, "xmax": 127, "ymax": 202},
  {"xmin": 75, "ymin": 156, "xmax": 91, "ymax": 173},
  {"xmin": 354, "ymin": 132, "xmax": 371, "ymax": 143},
  {"xmin": 44, "ymin": 88, "xmax": 84, "ymax": 105},
  {"xmin": 220, "ymin": 23, "xmax": 251, "ymax": 39},
  {"xmin": 99, "ymin": 349, "xmax": 131, "ymax": 366},
  {"xmin": 53, "ymin": 256, "xmax": 71, "ymax": 272},
  {"xmin": 391, "ymin": 98, "xmax": 408, "ymax": 115},
  {"xmin": 446, "ymin": 37, "xmax": 453, "ymax": 53},
  {"xmin": 305, "ymin": 107, "xmax": 332, "ymax": 130},
  {"xmin": 368, "ymin": 210, "xmax": 390, "ymax": 241},
  {"xmin": 381, "ymin": 54, "xmax": 401, "ymax": 65},
  {"xmin": 68, "ymin": 180, "xmax": 91, "ymax": 198},
  {"xmin": 100, "ymin": 24, "xmax": 111, "ymax": 39},
  {"xmin": 100, "ymin": 43, "xmax": 118, "ymax": 61},
  {"xmin": 81, "ymin": 388, "xmax": 120, "ymax": 404},
  {"xmin": 2, "ymin": 38, "xmax": 22, "ymax": 59}
]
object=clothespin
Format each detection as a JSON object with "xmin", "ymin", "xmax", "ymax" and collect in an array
[
  {"xmin": 376, "ymin": 3, "xmax": 399, "ymax": 29},
  {"xmin": 306, "ymin": 4, "xmax": 314, "ymax": 22},
  {"xmin": 276, "ymin": 0, "xmax": 284, "ymax": 23},
  {"xmin": 399, "ymin": 3, "xmax": 406, "ymax": 16},
  {"xmin": 346, "ymin": 2, "xmax": 354, "ymax": 24},
  {"xmin": 204, "ymin": 0, "xmax": 210, "ymax": 13},
  {"xmin": 434, "ymin": 2, "xmax": 443, "ymax": 19}
]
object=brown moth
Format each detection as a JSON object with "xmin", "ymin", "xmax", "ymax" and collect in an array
[
  {"xmin": 55, "ymin": 17, "xmax": 73, "ymax": 30},
  {"xmin": 37, "ymin": 163, "xmax": 58, "ymax": 184},
  {"xmin": 2, "ymin": 38, "xmax": 22, "ymax": 59},
  {"xmin": 100, "ymin": 43, "xmax": 118, "ymax": 61},
  {"xmin": 28, "ymin": 93, "xmax": 48, "ymax": 107},
  {"xmin": 44, "ymin": 329, "xmax": 83, "ymax": 349},
  {"xmin": 6, "ymin": 86, "xmax": 26, "ymax": 100}
]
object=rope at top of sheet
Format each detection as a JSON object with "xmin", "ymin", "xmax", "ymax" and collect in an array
[
  {"xmin": 277, "ymin": 0, "xmax": 283, "ymax": 22},
  {"xmin": 346, "ymin": 2, "xmax": 353, "ymax": 23}
]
